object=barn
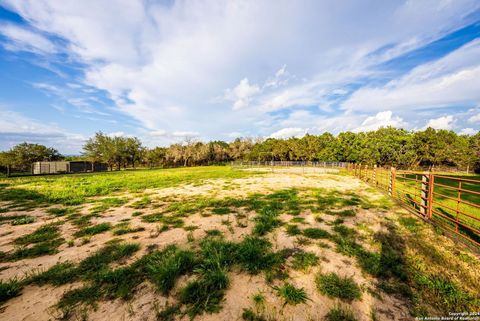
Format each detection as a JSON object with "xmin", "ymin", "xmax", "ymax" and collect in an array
[{"xmin": 32, "ymin": 161, "xmax": 108, "ymax": 175}]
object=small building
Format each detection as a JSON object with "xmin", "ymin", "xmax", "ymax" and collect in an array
[{"xmin": 32, "ymin": 161, "xmax": 108, "ymax": 175}]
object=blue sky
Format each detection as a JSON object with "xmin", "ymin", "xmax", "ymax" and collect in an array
[{"xmin": 0, "ymin": 0, "xmax": 480, "ymax": 154}]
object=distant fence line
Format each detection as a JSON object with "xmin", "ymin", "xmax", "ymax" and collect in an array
[
  {"xmin": 234, "ymin": 161, "xmax": 480, "ymax": 249},
  {"xmin": 231, "ymin": 161, "xmax": 350, "ymax": 168}
]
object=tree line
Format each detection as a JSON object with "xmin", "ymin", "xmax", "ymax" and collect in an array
[{"xmin": 1, "ymin": 127, "xmax": 479, "ymax": 174}]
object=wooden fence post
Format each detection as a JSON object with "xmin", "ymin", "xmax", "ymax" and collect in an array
[
  {"xmin": 373, "ymin": 165, "xmax": 377, "ymax": 185},
  {"xmin": 364, "ymin": 164, "xmax": 369, "ymax": 181},
  {"xmin": 389, "ymin": 167, "xmax": 396, "ymax": 197}
]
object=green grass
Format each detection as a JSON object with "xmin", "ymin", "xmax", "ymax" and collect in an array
[
  {"xmin": 46, "ymin": 207, "xmax": 77, "ymax": 217},
  {"xmin": 0, "ymin": 279, "xmax": 22, "ymax": 303},
  {"xmin": 212, "ymin": 207, "xmax": 231, "ymax": 215},
  {"xmin": 291, "ymin": 251, "xmax": 319, "ymax": 271},
  {"xmin": 0, "ymin": 166, "xmax": 256, "ymax": 206},
  {"xmin": 142, "ymin": 245, "xmax": 196, "ymax": 294},
  {"xmin": 303, "ymin": 227, "xmax": 331, "ymax": 239},
  {"xmin": 14, "ymin": 222, "xmax": 61, "ymax": 245},
  {"xmin": 112, "ymin": 223, "xmax": 145, "ymax": 235},
  {"xmin": 130, "ymin": 196, "xmax": 152, "ymax": 209},
  {"xmin": 179, "ymin": 268, "xmax": 230, "ymax": 317},
  {"xmin": 0, "ymin": 222, "xmax": 64, "ymax": 261},
  {"xmin": 285, "ymin": 224, "xmax": 302, "ymax": 236},
  {"xmin": 11, "ymin": 216, "xmax": 35, "ymax": 225},
  {"xmin": 235, "ymin": 236, "xmax": 285, "ymax": 274},
  {"xmin": 274, "ymin": 282, "xmax": 308, "ymax": 306},
  {"xmin": 325, "ymin": 305, "xmax": 358, "ymax": 321},
  {"xmin": 315, "ymin": 272, "xmax": 362, "ymax": 301},
  {"xmin": 74, "ymin": 222, "xmax": 112, "ymax": 237}
]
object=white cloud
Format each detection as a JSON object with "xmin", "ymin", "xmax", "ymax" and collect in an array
[
  {"xmin": 468, "ymin": 113, "xmax": 480, "ymax": 123},
  {"xmin": 343, "ymin": 39, "xmax": 480, "ymax": 112},
  {"xmin": 1, "ymin": 0, "xmax": 480, "ymax": 143},
  {"xmin": 269, "ymin": 127, "xmax": 307, "ymax": 139},
  {"xmin": 424, "ymin": 115, "xmax": 455, "ymax": 130},
  {"xmin": 354, "ymin": 111, "xmax": 404, "ymax": 132},
  {"xmin": 225, "ymin": 78, "xmax": 260, "ymax": 110},
  {"xmin": 0, "ymin": 23, "xmax": 56, "ymax": 54},
  {"xmin": 459, "ymin": 127, "xmax": 477, "ymax": 135},
  {"xmin": 0, "ymin": 108, "xmax": 85, "ymax": 153}
]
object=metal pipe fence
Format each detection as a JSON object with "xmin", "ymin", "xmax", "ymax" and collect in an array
[
  {"xmin": 232, "ymin": 161, "xmax": 480, "ymax": 248},
  {"xmin": 351, "ymin": 164, "xmax": 480, "ymax": 248}
]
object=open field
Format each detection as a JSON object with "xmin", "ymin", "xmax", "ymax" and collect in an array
[{"xmin": 0, "ymin": 166, "xmax": 479, "ymax": 321}]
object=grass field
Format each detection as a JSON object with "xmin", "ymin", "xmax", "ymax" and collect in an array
[{"xmin": 0, "ymin": 166, "xmax": 479, "ymax": 321}]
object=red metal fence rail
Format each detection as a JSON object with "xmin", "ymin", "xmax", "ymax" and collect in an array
[{"xmin": 351, "ymin": 164, "xmax": 480, "ymax": 248}]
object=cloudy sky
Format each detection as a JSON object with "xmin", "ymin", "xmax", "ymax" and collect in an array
[{"xmin": 0, "ymin": 0, "xmax": 479, "ymax": 154}]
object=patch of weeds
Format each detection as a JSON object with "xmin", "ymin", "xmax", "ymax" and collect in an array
[
  {"xmin": 325, "ymin": 305, "xmax": 358, "ymax": 321},
  {"xmin": 326, "ymin": 209, "xmax": 356, "ymax": 217},
  {"xmin": 274, "ymin": 282, "xmax": 308, "ymax": 306},
  {"xmin": 285, "ymin": 224, "xmax": 302, "ymax": 236},
  {"xmin": 398, "ymin": 216, "xmax": 421, "ymax": 233},
  {"xmin": 155, "ymin": 303, "xmax": 181, "ymax": 321},
  {"xmin": 56, "ymin": 284, "xmax": 102, "ymax": 312},
  {"xmin": 253, "ymin": 209, "xmax": 282, "ymax": 236},
  {"xmin": 112, "ymin": 223, "xmax": 145, "ymax": 235},
  {"xmin": 290, "ymin": 217, "xmax": 305, "ymax": 223},
  {"xmin": 184, "ymin": 225, "xmax": 199, "ymax": 231},
  {"xmin": 2, "ymin": 223, "xmax": 64, "ymax": 261},
  {"xmin": 303, "ymin": 227, "xmax": 331, "ymax": 239},
  {"xmin": 29, "ymin": 262, "xmax": 78, "ymax": 286},
  {"xmin": 198, "ymin": 237, "xmax": 238, "ymax": 270},
  {"xmin": 295, "ymin": 236, "xmax": 312, "ymax": 246},
  {"xmin": 0, "ymin": 279, "xmax": 22, "ymax": 303},
  {"xmin": 205, "ymin": 229, "xmax": 223, "ymax": 237},
  {"xmin": 130, "ymin": 196, "xmax": 152, "ymax": 209},
  {"xmin": 212, "ymin": 207, "xmax": 231, "ymax": 215},
  {"xmin": 242, "ymin": 308, "xmax": 268, "ymax": 321},
  {"xmin": 11, "ymin": 216, "xmax": 35, "ymax": 225},
  {"xmin": 161, "ymin": 215, "xmax": 184, "ymax": 228},
  {"xmin": 131, "ymin": 211, "xmax": 143, "ymax": 217},
  {"xmin": 236, "ymin": 236, "xmax": 284, "ymax": 274},
  {"xmin": 315, "ymin": 215, "xmax": 324, "ymax": 222},
  {"xmin": 315, "ymin": 272, "xmax": 362, "ymax": 301},
  {"xmin": 142, "ymin": 213, "xmax": 163, "ymax": 222},
  {"xmin": 291, "ymin": 251, "xmax": 319, "ymax": 271},
  {"xmin": 333, "ymin": 225, "xmax": 357, "ymax": 238},
  {"xmin": 47, "ymin": 207, "xmax": 77, "ymax": 217},
  {"xmin": 179, "ymin": 268, "xmax": 230, "ymax": 318},
  {"xmin": 252, "ymin": 292, "xmax": 266, "ymax": 310},
  {"xmin": 74, "ymin": 222, "xmax": 112, "ymax": 237},
  {"xmin": 77, "ymin": 242, "xmax": 140, "ymax": 277},
  {"xmin": 90, "ymin": 197, "xmax": 129, "ymax": 215},
  {"xmin": 142, "ymin": 245, "xmax": 196, "ymax": 294},
  {"xmin": 14, "ymin": 222, "xmax": 61, "ymax": 245}
]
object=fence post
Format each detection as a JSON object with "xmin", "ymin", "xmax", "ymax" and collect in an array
[
  {"xmin": 420, "ymin": 173, "xmax": 429, "ymax": 217},
  {"xmin": 373, "ymin": 165, "xmax": 377, "ymax": 185},
  {"xmin": 389, "ymin": 167, "xmax": 396, "ymax": 197},
  {"xmin": 427, "ymin": 173, "xmax": 434, "ymax": 219},
  {"xmin": 364, "ymin": 164, "xmax": 368, "ymax": 181}
]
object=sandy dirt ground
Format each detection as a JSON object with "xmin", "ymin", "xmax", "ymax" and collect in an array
[{"xmin": 0, "ymin": 170, "xmax": 464, "ymax": 321}]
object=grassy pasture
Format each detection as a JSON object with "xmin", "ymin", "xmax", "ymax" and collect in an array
[
  {"xmin": 0, "ymin": 166, "xmax": 479, "ymax": 320},
  {"xmin": 0, "ymin": 166, "xmax": 255, "ymax": 207}
]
